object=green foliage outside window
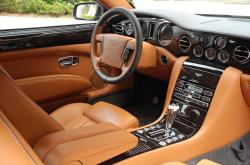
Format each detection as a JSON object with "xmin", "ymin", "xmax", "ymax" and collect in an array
[{"xmin": 0, "ymin": 0, "xmax": 93, "ymax": 17}]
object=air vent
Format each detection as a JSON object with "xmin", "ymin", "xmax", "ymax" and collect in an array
[
  {"xmin": 233, "ymin": 46, "xmax": 250, "ymax": 64},
  {"xmin": 148, "ymin": 22, "xmax": 156, "ymax": 39},
  {"xmin": 179, "ymin": 36, "xmax": 191, "ymax": 51},
  {"xmin": 115, "ymin": 25, "xmax": 124, "ymax": 34}
]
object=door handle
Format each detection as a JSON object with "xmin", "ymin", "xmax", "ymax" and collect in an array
[{"xmin": 58, "ymin": 56, "xmax": 79, "ymax": 67}]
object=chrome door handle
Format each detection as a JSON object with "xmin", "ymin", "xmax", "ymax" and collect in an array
[{"xmin": 58, "ymin": 56, "xmax": 79, "ymax": 67}]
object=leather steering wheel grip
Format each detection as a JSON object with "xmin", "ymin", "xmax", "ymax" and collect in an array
[{"xmin": 90, "ymin": 7, "xmax": 143, "ymax": 83}]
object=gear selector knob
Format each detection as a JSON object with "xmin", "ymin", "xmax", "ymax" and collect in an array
[{"xmin": 165, "ymin": 103, "xmax": 180, "ymax": 137}]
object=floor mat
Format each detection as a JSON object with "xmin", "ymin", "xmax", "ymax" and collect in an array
[
  {"xmin": 124, "ymin": 98, "xmax": 164, "ymax": 126},
  {"xmin": 89, "ymin": 73, "xmax": 168, "ymax": 127}
]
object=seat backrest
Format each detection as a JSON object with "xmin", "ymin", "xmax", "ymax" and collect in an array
[
  {"xmin": 0, "ymin": 110, "xmax": 43, "ymax": 164},
  {"xmin": 0, "ymin": 66, "xmax": 63, "ymax": 146}
]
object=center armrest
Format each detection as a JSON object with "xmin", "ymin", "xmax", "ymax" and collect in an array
[{"xmin": 34, "ymin": 123, "xmax": 138, "ymax": 165}]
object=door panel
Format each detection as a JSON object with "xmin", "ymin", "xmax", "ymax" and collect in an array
[
  {"xmin": 16, "ymin": 74, "xmax": 92, "ymax": 103},
  {"xmin": 0, "ymin": 44, "xmax": 93, "ymax": 79},
  {"xmin": 0, "ymin": 43, "xmax": 134, "ymax": 111}
]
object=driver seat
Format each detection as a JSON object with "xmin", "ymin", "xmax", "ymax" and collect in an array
[{"xmin": 51, "ymin": 101, "xmax": 139, "ymax": 130}]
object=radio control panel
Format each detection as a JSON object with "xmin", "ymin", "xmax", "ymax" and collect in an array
[{"xmin": 172, "ymin": 79, "xmax": 214, "ymax": 125}]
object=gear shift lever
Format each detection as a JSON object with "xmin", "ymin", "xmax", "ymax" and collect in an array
[{"xmin": 165, "ymin": 103, "xmax": 180, "ymax": 137}]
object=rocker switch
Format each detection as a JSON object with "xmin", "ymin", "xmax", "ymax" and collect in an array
[{"xmin": 123, "ymin": 48, "xmax": 133, "ymax": 63}]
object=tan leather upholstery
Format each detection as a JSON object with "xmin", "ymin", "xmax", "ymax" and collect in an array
[
  {"xmin": 34, "ymin": 123, "xmax": 120, "ymax": 161},
  {"xmin": 16, "ymin": 74, "xmax": 92, "ymax": 103},
  {"xmin": 162, "ymin": 159, "xmax": 220, "ymax": 165},
  {"xmin": 0, "ymin": 65, "xmax": 63, "ymax": 146},
  {"xmin": 42, "ymin": 127, "xmax": 138, "ymax": 165},
  {"xmin": 0, "ymin": 111, "xmax": 43, "ymax": 165},
  {"xmin": 51, "ymin": 101, "xmax": 139, "ymax": 130}
]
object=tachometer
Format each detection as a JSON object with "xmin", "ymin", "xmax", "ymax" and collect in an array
[{"xmin": 157, "ymin": 23, "xmax": 173, "ymax": 47}]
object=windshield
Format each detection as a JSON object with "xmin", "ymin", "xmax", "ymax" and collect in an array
[{"xmin": 133, "ymin": 0, "xmax": 250, "ymax": 17}]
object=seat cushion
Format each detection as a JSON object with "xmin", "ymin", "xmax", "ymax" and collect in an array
[{"xmin": 51, "ymin": 101, "xmax": 139, "ymax": 130}]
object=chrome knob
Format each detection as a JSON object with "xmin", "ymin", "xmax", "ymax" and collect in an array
[
  {"xmin": 166, "ymin": 103, "xmax": 180, "ymax": 127},
  {"xmin": 165, "ymin": 103, "xmax": 180, "ymax": 137}
]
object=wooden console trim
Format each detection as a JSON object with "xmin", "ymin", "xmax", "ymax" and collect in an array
[{"xmin": 119, "ymin": 59, "xmax": 250, "ymax": 164}]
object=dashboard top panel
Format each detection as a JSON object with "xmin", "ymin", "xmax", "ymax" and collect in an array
[
  {"xmin": 111, "ymin": 14, "xmax": 250, "ymax": 73},
  {"xmin": 133, "ymin": 9, "xmax": 250, "ymax": 40}
]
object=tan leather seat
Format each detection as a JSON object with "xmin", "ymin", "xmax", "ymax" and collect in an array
[{"xmin": 51, "ymin": 101, "xmax": 139, "ymax": 130}]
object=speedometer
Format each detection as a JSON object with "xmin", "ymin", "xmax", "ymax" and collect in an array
[{"xmin": 157, "ymin": 23, "xmax": 173, "ymax": 47}]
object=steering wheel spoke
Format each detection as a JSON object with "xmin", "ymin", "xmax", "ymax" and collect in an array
[{"xmin": 96, "ymin": 34, "xmax": 104, "ymax": 42}]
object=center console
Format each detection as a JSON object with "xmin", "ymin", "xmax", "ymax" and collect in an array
[{"xmin": 102, "ymin": 59, "xmax": 225, "ymax": 164}]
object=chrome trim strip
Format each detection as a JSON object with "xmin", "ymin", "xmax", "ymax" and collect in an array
[{"xmin": 183, "ymin": 61, "xmax": 224, "ymax": 73}]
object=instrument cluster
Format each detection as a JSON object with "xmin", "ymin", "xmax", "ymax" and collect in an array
[{"xmin": 112, "ymin": 18, "xmax": 173, "ymax": 47}]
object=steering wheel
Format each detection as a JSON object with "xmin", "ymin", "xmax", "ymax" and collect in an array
[{"xmin": 90, "ymin": 7, "xmax": 143, "ymax": 83}]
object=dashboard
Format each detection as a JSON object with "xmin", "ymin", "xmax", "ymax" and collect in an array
[{"xmin": 111, "ymin": 16, "xmax": 250, "ymax": 73}]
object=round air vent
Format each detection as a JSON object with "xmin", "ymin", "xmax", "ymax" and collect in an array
[
  {"xmin": 233, "ymin": 46, "xmax": 250, "ymax": 64},
  {"xmin": 179, "ymin": 36, "xmax": 191, "ymax": 52}
]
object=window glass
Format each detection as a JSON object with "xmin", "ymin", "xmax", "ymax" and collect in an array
[{"xmin": 0, "ymin": 0, "xmax": 95, "ymax": 30}]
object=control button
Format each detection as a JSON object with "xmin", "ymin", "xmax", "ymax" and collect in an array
[
  {"xmin": 190, "ymin": 109, "xmax": 201, "ymax": 122},
  {"xmin": 172, "ymin": 137, "xmax": 178, "ymax": 141},
  {"xmin": 156, "ymin": 124, "xmax": 161, "ymax": 128},
  {"xmin": 181, "ymin": 104, "xmax": 188, "ymax": 113},
  {"xmin": 174, "ymin": 92, "xmax": 181, "ymax": 99},
  {"xmin": 170, "ymin": 131, "xmax": 175, "ymax": 137},
  {"xmin": 137, "ymin": 130, "xmax": 143, "ymax": 134},
  {"xmin": 150, "ymin": 126, "xmax": 156, "ymax": 129},
  {"xmin": 200, "ymin": 102, "xmax": 209, "ymax": 108},
  {"xmin": 166, "ymin": 139, "xmax": 173, "ymax": 143},
  {"xmin": 176, "ymin": 81, "xmax": 184, "ymax": 87},
  {"xmin": 193, "ymin": 93, "xmax": 201, "ymax": 99},
  {"xmin": 204, "ymin": 90, "xmax": 213, "ymax": 96},
  {"xmin": 178, "ymin": 134, "xmax": 185, "ymax": 139},
  {"xmin": 123, "ymin": 48, "xmax": 133, "ymax": 63},
  {"xmin": 175, "ymin": 87, "xmax": 182, "ymax": 93},
  {"xmin": 159, "ymin": 141, "xmax": 167, "ymax": 146},
  {"xmin": 202, "ymin": 96, "xmax": 211, "ymax": 102},
  {"xmin": 182, "ymin": 90, "xmax": 189, "ymax": 95}
]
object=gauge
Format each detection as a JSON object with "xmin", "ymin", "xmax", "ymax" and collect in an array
[
  {"xmin": 114, "ymin": 24, "xmax": 124, "ymax": 35},
  {"xmin": 140, "ymin": 20, "xmax": 148, "ymax": 40},
  {"xmin": 218, "ymin": 50, "xmax": 230, "ymax": 63},
  {"xmin": 193, "ymin": 45, "xmax": 203, "ymax": 58},
  {"xmin": 205, "ymin": 47, "xmax": 217, "ymax": 60},
  {"xmin": 125, "ymin": 23, "xmax": 134, "ymax": 36},
  {"xmin": 214, "ymin": 36, "xmax": 227, "ymax": 49},
  {"xmin": 201, "ymin": 35, "xmax": 212, "ymax": 47},
  {"xmin": 157, "ymin": 23, "xmax": 173, "ymax": 47}
]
